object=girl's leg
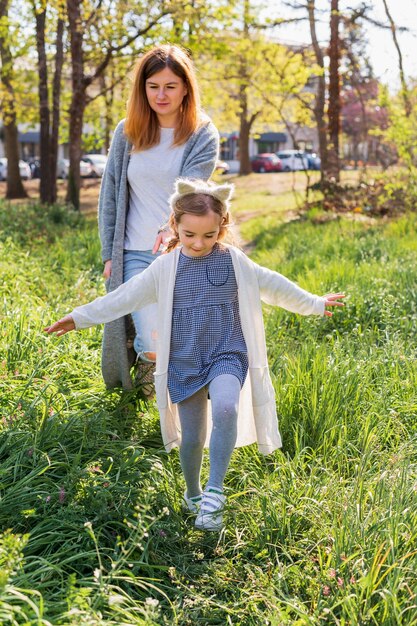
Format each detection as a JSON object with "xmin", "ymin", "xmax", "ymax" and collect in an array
[
  {"xmin": 123, "ymin": 250, "xmax": 159, "ymax": 361},
  {"xmin": 207, "ymin": 374, "xmax": 241, "ymax": 491},
  {"xmin": 177, "ymin": 386, "xmax": 208, "ymax": 498}
]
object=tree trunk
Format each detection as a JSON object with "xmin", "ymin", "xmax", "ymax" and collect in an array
[
  {"xmin": 50, "ymin": 17, "xmax": 65, "ymax": 204},
  {"xmin": 65, "ymin": 0, "xmax": 168, "ymax": 208},
  {"xmin": 66, "ymin": 0, "xmax": 85, "ymax": 209},
  {"xmin": 327, "ymin": 0, "xmax": 341, "ymax": 181},
  {"xmin": 0, "ymin": 0, "xmax": 27, "ymax": 199},
  {"xmin": 35, "ymin": 7, "xmax": 53, "ymax": 204},
  {"xmin": 238, "ymin": 0, "xmax": 253, "ymax": 176},
  {"xmin": 3, "ymin": 122, "xmax": 27, "ymax": 199},
  {"xmin": 307, "ymin": 0, "xmax": 328, "ymax": 183},
  {"xmin": 239, "ymin": 114, "xmax": 251, "ymax": 175},
  {"xmin": 34, "ymin": 6, "xmax": 64, "ymax": 205}
]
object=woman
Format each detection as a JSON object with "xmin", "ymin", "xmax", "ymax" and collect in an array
[{"xmin": 98, "ymin": 44, "xmax": 219, "ymax": 393}]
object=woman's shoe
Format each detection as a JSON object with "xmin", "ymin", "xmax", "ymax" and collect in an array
[
  {"xmin": 134, "ymin": 360, "xmax": 155, "ymax": 399},
  {"xmin": 195, "ymin": 487, "xmax": 226, "ymax": 531}
]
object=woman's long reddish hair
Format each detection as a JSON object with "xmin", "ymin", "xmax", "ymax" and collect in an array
[{"xmin": 124, "ymin": 44, "xmax": 201, "ymax": 151}]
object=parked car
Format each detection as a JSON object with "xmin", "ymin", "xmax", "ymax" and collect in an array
[
  {"xmin": 81, "ymin": 154, "xmax": 107, "ymax": 177},
  {"xmin": 0, "ymin": 157, "xmax": 32, "ymax": 181},
  {"xmin": 57, "ymin": 158, "xmax": 96, "ymax": 179},
  {"xmin": 26, "ymin": 157, "xmax": 41, "ymax": 179},
  {"xmin": 56, "ymin": 158, "xmax": 67, "ymax": 179},
  {"xmin": 304, "ymin": 152, "xmax": 321, "ymax": 170},
  {"xmin": 215, "ymin": 160, "xmax": 230, "ymax": 175},
  {"xmin": 251, "ymin": 153, "xmax": 282, "ymax": 173},
  {"xmin": 80, "ymin": 158, "xmax": 94, "ymax": 177},
  {"xmin": 276, "ymin": 150, "xmax": 309, "ymax": 172}
]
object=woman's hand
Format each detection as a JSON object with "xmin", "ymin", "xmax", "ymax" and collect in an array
[
  {"xmin": 152, "ymin": 231, "xmax": 172, "ymax": 254},
  {"xmin": 103, "ymin": 260, "xmax": 112, "ymax": 279},
  {"xmin": 323, "ymin": 293, "xmax": 346, "ymax": 317},
  {"xmin": 44, "ymin": 315, "xmax": 76, "ymax": 336}
]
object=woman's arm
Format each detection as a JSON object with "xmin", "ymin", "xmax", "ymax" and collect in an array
[
  {"xmin": 181, "ymin": 121, "xmax": 219, "ymax": 180},
  {"xmin": 98, "ymin": 121, "xmax": 126, "ymax": 265}
]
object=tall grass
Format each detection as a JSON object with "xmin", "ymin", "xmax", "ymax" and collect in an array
[{"xmin": 0, "ymin": 197, "xmax": 416, "ymax": 624}]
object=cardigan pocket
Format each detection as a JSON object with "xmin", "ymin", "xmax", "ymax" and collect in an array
[
  {"xmin": 249, "ymin": 366, "xmax": 274, "ymax": 407},
  {"xmin": 154, "ymin": 372, "xmax": 168, "ymax": 409}
]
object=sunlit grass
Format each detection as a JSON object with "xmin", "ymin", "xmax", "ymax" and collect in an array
[{"xmin": 1, "ymin": 194, "xmax": 416, "ymax": 624}]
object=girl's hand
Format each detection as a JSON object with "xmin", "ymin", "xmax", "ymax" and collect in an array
[
  {"xmin": 152, "ymin": 231, "xmax": 172, "ymax": 254},
  {"xmin": 322, "ymin": 293, "xmax": 346, "ymax": 317},
  {"xmin": 44, "ymin": 315, "xmax": 75, "ymax": 336},
  {"xmin": 103, "ymin": 260, "xmax": 112, "ymax": 279}
]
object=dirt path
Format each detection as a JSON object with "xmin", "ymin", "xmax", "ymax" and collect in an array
[{"xmin": 0, "ymin": 178, "xmax": 101, "ymax": 214}]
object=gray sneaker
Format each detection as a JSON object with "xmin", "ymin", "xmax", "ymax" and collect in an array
[{"xmin": 195, "ymin": 487, "xmax": 226, "ymax": 531}]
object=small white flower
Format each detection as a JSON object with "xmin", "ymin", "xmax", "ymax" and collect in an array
[{"xmin": 108, "ymin": 594, "xmax": 125, "ymax": 606}]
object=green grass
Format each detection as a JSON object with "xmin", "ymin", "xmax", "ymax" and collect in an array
[{"xmin": 0, "ymin": 196, "xmax": 416, "ymax": 625}]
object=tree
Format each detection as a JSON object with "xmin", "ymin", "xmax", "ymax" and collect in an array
[
  {"xmin": 306, "ymin": 0, "xmax": 328, "ymax": 181},
  {"xmin": 0, "ymin": 0, "xmax": 27, "ymax": 198},
  {"xmin": 33, "ymin": 0, "xmax": 65, "ymax": 204},
  {"xmin": 381, "ymin": 0, "xmax": 411, "ymax": 118},
  {"xmin": 326, "ymin": 0, "xmax": 340, "ymax": 181},
  {"xmin": 237, "ymin": 0, "xmax": 255, "ymax": 175},
  {"xmin": 342, "ymin": 80, "xmax": 389, "ymax": 166},
  {"xmin": 340, "ymin": 11, "xmax": 390, "ymax": 167},
  {"xmin": 199, "ymin": 0, "xmax": 316, "ymax": 175},
  {"xmin": 65, "ymin": 0, "xmax": 171, "ymax": 209}
]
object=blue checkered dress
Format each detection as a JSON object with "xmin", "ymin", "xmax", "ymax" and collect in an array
[{"xmin": 168, "ymin": 244, "xmax": 249, "ymax": 403}]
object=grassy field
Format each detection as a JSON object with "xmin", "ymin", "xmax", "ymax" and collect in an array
[{"xmin": 0, "ymin": 185, "xmax": 416, "ymax": 625}]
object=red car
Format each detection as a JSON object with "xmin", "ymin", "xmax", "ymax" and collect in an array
[{"xmin": 251, "ymin": 153, "xmax": 282, "ymax": 173}]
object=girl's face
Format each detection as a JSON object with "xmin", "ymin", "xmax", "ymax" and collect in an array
[
  {"xmin": 145, "ymin": 67, "xmax": 188, "ymax": 127},
  {"xmin": 175, "ymin": 210, "xmax": 222, "ymax": 258}
]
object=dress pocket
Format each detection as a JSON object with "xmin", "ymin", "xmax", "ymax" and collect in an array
[{"xmin": 206, "ymin": 264, "xmax": 229, "ymax": 286}]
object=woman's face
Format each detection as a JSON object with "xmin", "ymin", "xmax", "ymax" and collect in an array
[{"xmin": 145, "ymin": 67, "xmax": 188, "ymax": 127}]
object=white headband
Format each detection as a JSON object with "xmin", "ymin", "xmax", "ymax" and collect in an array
[{"xmin": 170, "ymin": 178, "xmax": 234, "ymax": 212}]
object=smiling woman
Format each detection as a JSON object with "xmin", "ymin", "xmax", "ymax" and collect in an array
[
  {"xmin": 97, "ymin": 44, "xmax": 219, "ymax": 394},
  {"xmin": 145, "ymin": 67, "xmax": 189, "ymax": 129}
]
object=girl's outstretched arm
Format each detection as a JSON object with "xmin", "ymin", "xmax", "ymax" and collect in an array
[
  {"xmin": 44, "ymin": 315, "xmax": 75, "ymax": 336},
  {"xmin": 323, "ymin": 293, "xmax": 346, "ymax": 317}
]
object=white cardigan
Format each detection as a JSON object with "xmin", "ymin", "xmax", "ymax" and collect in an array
[{"xmin": 71, "ymin": 245, "xmax": 325, "ymax": 455}]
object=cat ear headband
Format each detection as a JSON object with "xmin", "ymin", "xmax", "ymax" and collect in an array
[{"xmin": 170, "ymin": 178, "xmax": 234, "ymax": 211}]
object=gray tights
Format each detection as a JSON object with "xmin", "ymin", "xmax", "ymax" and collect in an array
[{"xmin": 177, "ymin": 374, "xmax": 241, "ymax": 497}]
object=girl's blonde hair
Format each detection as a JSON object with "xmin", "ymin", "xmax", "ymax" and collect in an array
[
  {"xmin": 124, "ymin": 44, "xmax": 200, "ymax": 151},
  {"xmin": 166, "ymin": 194, "xmax": 232, "ymax": 253}
]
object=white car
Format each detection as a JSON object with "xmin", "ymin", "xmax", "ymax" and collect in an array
[
  {"xmin": 0, "ymin": 157, "xmax": 32, "ymax": 181},
  {"xmin": 57, "ymin": 158, "xmax": 96, "ymax": 178},
  {"xmin": 57, "ymin": 158, "xmax": 69, "ymax": 179},
  {"xmin": 81, "ymin": 154, "xmax": 107, "ymax": 177},
  {"xmin": 276, "ymin": 150, "xmax": 309, "ymax": 172}
]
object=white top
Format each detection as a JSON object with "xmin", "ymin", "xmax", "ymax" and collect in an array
[
  {"xmin": 71, "ymin": 245, "xmax": 326, "ymax": 455},
  {"xmin": 124, "ymin": 128, "xmax": 186, "ymax": 251}
]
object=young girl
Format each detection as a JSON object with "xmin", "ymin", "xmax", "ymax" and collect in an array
[{"xmin": 45, "ymin": 179, "xmax": 344, "ymax": 531}]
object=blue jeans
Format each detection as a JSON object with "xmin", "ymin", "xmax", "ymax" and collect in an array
[{"xmin": 123, "ymin": 249, "xmax": 160, "ymax": 361}]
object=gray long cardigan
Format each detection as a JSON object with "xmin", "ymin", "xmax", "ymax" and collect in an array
[{"xmin": 97, "ymin": 118, "xmax": 219, "ymax": 389}]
